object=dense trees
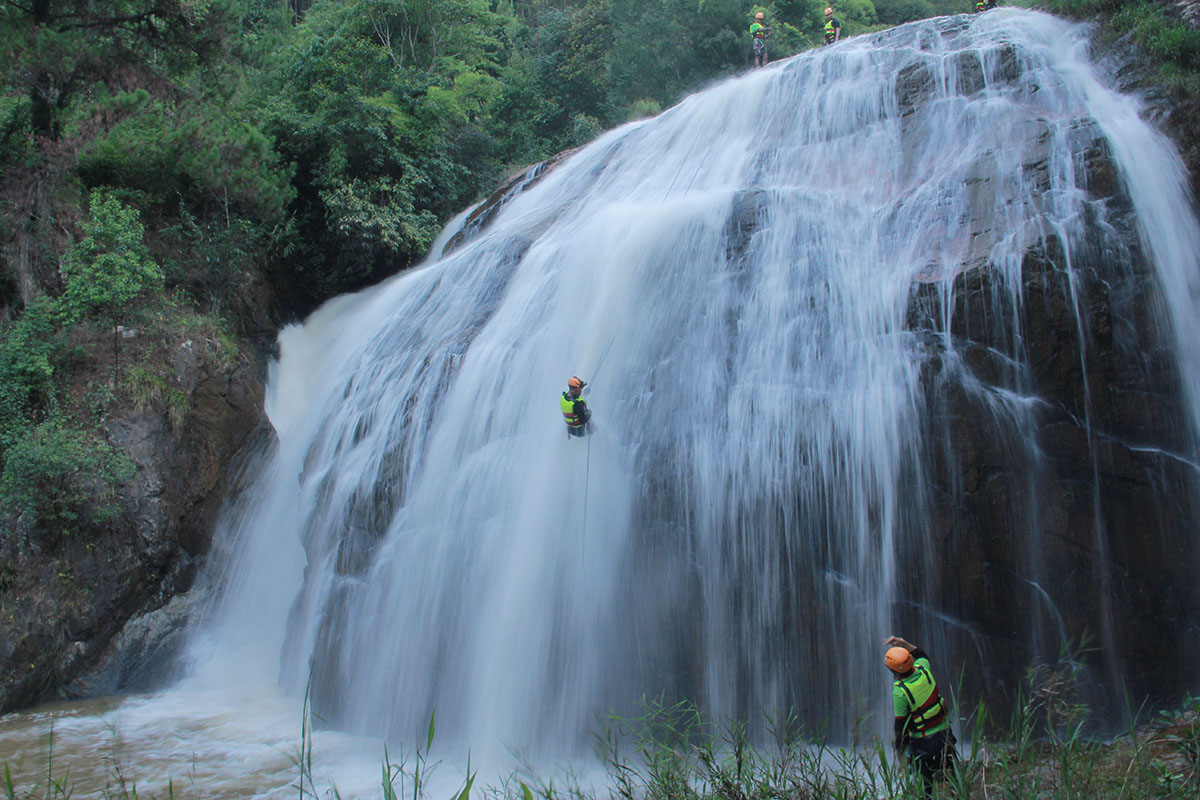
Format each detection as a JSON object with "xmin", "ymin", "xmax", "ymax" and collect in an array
[
  {"xmin": 261, "ymin": 0, "xmax": 509, "ymax": 307},
  {"xmin": 0, "ymin": 0, "xmax": 994, "ymax": 539}
]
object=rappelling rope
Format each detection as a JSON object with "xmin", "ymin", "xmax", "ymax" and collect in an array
[
  {"xmin": 591, "ymin": 334, "xmax": 618, "ymax": 385},
  {"xmin": 580, "ymin": 335, "xmax": 615, "ymax": 558},
  {"xmin": 582, "ymin": 432, "xmax": 592, "ymax": 561}
]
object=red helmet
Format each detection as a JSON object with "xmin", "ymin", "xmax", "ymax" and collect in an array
[{"xmin": 885, "ymin": 646, "xmax": 914, "ymax": 674}]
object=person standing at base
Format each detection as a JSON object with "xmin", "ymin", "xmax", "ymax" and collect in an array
[
  {"xmin": 561, "ymin": 376, "xmax": 591, "ymax": 438},
  {"xmin": 750, "ymin": 11, "xmax": 772, "ymax": 68},
  {"xmin": 823, "ymin": 7, "xmax": 841, "ymax": 45},
  {"xmin": 884, "ymin": 635, "xmax": 957, "ymax": 799}
]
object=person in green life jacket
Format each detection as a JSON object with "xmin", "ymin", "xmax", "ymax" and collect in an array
[
  {"xmin": 885, "ymin": 636, "xmax": 958, "ymax": 799},
  {"xmin": 823, "ymin": 7, "xmax": 841, "ymax": 45},
  {"xmin": 750, "ymin": 11, "xmax": 772, "ymax": 68},
  {"xmin": 976, "ymin": 1, "xmax": 999, "ymax": 11},
  {"xmin": 561, "ymin": 376, "xmax": 591, "ymax": 438}
]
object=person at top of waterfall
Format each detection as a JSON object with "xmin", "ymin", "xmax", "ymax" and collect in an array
[
  {"xmin": 561, "ymin": 376, "xmax": 591, "ymax": 438},
  {"xmin": 823, "ymin": 7, "xmax": 841, "ymax": 45},
  {"xmin": 885, "ymin": 635, "xmax": 958, "ymax": 799},
  {"xmin": 750, "ymin": 11, "xmax": 772, "ymax": 68},
  {"xmin": 976, "ymin": 0, "xmax": 999, "ymax": 10}
]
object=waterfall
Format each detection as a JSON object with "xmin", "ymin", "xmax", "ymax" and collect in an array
[{"xmin": 188, "ymin": 9, "xmax": 1200, "ymax": 759}]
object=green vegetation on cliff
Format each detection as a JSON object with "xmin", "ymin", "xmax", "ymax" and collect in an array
[
  {"xmin": 0, "ymin": 0, "xmax": 977, "ymax": 548},
  {"xmin": 1039, "ymin": 1, "xmax": 1200, "ymax": 87}
]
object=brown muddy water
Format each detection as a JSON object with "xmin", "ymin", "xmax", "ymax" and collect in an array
[{"xmin": 0, "ymin": 687, "xmax": 391, "ymax": 798}]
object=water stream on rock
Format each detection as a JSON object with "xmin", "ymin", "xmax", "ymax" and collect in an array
[{"xmin": 3, "ymin": 9, "xmax": 1199, "ymax": 797}]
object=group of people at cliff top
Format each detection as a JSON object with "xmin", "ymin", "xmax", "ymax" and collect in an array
[
  {"xmin": 748, "ymin": 6, "xmax": 839, "ymax": 68},
  {"xmin": 749, "ymin": 2, "xmax": 999, "ymax": 68}
]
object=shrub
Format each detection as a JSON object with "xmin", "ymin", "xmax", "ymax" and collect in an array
[
  {"xmin": 0, "ymin": 296, "xmax": 65, "ymax": 446},
  {"xmin": 0, "ymin": 417, "xmax": 134, "ymax": 548}
]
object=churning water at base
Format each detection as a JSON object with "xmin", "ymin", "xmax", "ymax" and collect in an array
[{"xmin": 6, "ymin": 9, "xmax": 1200, "ymax": 796}]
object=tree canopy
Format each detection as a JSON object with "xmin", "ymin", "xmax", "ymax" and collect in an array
[{"xmin": 0, "ymin": 0, "xmax": 989, "ymax": 535}]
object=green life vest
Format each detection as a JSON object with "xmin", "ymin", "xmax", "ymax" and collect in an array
[
  {"xmin": 824, "ymin": 18, "xmax": 838, "ymax": 44},
  {"xmin": 892, "ymin": 659, "xmax": 950, "ymax": 738},
  {"xmin": 750, "ymin": 21, "xmax": 767, "ymax": 39},
  {"xmin": 561, "ymin": 392, "xmax": 587, "ymax": 427}
]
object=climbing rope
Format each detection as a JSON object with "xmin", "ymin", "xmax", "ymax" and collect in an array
[
  {"xmin": 591, "ymin": 334, "xmax": 618, "ymax": 385},
  {"xmin": 582, "ymin": 431, "xmax": 591, "ymax": 561},
  {"xmin": 579, "ymin": 335, "xmax": 615, "ymax": 557}
]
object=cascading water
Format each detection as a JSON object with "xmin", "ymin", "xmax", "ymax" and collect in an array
[{"xmin": 172, "ymin": 7, "xmax": 1200, "ymax": 775}]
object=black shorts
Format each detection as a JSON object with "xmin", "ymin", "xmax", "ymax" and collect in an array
[{"xmin": 906, "ymin": 729, "xmax": 957, "ymax": 792}]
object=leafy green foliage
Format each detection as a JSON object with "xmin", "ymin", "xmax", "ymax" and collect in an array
[
  {"xmin": 76, "ymin": 88, "xmax": 293, "ymax": 226},
  {"xmin": 0, "ymin": 194, "xmax": 156, "ymax": 545},
  {"xmin": 0, "ymin": 0, "xmax": 246, "ymax": 140},
  {"xmin": 60, "ymin": 191, "xmax": 164, "ymax": 328},
  {"xmin": 607, "ymin": 0, "xmax": 757, "ymax": 112},
  {"xmin": 1042, "ymin": 0, "xmax": 1200, "ymax": 88},
  {"xmin": 1111, "ymin": 2, "xmax": 1200, "ymax": 71},
  {"xmin": 0, "ymin": 417, "xmax": 134, "ymax": 545},
  {"xmin": 261, "ymin": 0, "xmax": 511, "ymax": 308},
  {"xmin": 0, "ymin": 297, "xmax": 63, "ymax": 446}
]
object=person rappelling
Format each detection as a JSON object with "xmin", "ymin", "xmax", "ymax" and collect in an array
[{"xmin": 561, "ymin": 376, "xmax": 592, "ymax": 438}]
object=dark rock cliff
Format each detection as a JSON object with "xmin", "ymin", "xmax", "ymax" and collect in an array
[
  {"xmin": 888, "ymin": 5, "xmax": 1200, "ymax": 723},
  {"xmin": 0, "ymin": 333, "xmax": 269, "ymax": 713},
  {"xmin": 905, "ymin": 160, "xmax": 1200, "ymax": 722}
]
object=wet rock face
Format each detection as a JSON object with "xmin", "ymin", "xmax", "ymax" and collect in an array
[
  {"xmin": 0, "ymin": 343, "xmax": 268, "ymax": 713},
  {"xmin": 902, "ymin": 122, "xmax": 1200, "ymax": 724},
  {"xmin": 1173, "ymin": 0, "xmax": 1200, "ymax": 30}
]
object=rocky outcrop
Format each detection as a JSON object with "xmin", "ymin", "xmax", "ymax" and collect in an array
[
  {"xmin": 0, "ymin": 335, "xmax": 269, "ymax": 713},
  {"xmin": 898, "ymin": 58, "xmax": 1200, "ymax": 721},
  {"xmin": 441, "ymin": 147, "xmax": 579, "ymax": 257}
]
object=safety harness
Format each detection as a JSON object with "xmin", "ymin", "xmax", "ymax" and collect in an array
[
  {"xmin": 824, "ymin": 18, "xmax": 839, "ymax": 45},
  {"xmin": 895, "ymin": 664, "xmax": 948, "ymax": 738},
  {"xmin": 561, "ymin": 392, "xmax": 588, "ymax": 428}
]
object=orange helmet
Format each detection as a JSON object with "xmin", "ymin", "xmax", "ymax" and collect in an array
[
  {"xmin": 885, "ymin": 646, "xmax": 914, "ymax": 674},
  {"xmin": 755, "ymin": 11, "xmax": 764, "ymax": 18},
  {"xmin": 568, "ymin": 376, "xmax": 585, "ymax": 390}
]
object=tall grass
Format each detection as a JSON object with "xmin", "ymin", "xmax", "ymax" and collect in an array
[{"xmin": 2, "ymin": 686, "xmax": 1197, "ymax": 799}]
